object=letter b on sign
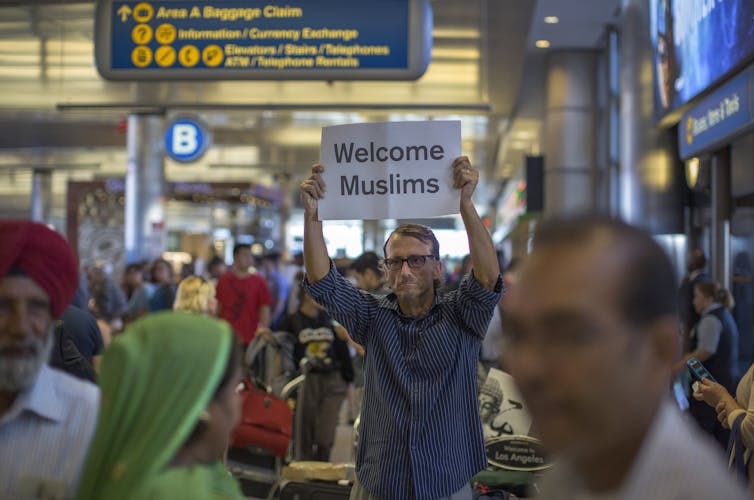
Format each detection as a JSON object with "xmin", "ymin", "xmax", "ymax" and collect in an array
[
  {"xmin": 173, "ymin": 125, "xmax": 197, "ymax": 155},
  {"xmin": 165, "ymin": 117, "xmax": 209, "ymax": 162}
]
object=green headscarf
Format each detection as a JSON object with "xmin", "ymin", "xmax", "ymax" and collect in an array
[{"xmin": 76, "ymin": 311, "xmax": 234, "ymax": 500}]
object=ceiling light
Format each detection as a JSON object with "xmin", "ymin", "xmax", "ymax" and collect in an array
[
  {"xmin": 544, "ymin": 16, "xmax": 559, "ymax": 24},
  {"xmin": 432, "ymin": 27, "xmax": 481, "ymax": 39},
  {"xmin": 431, "ymin": 47, "xmax": 480, "ymax": 60},
  {"xmin": 535, "ymin": 40, "xmax": 551, "ymax": 49}
]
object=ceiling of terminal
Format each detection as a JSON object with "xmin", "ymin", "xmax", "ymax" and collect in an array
[{"xmin": 0, "ymin": 0, "xmax": 620, "ymax": 218}]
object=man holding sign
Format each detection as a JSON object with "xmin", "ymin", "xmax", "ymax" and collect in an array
[{"xmin": 300, "ymin": 126, "xmax": 503, "ymax": 499}]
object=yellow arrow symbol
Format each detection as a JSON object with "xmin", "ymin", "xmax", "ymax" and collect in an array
[{"xmin": 117, "ymin": 5, "xmax": 132, "ymax": 22}]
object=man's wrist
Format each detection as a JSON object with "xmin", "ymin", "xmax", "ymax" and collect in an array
[{"xmin": 460, "ymin": 198, "xmax": 476, "ymax": 212}]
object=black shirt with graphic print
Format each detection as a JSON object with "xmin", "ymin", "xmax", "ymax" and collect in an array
[{"xmin": 279, "ymin": 309, "xmax": 354, "ymax": 383}]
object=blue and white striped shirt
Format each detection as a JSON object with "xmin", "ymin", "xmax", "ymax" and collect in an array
[
  {"xmin": 0, "ymin": 365, "xmax": 100, "ymax": 500},
  {"xmin": 304, "ymin": 264, "xmax": 503, "ymax": 500}
]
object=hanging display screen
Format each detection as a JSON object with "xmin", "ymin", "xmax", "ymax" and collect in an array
[{"xmin": 650, "ymin": 0, "xmax": 754, "ymax": 118}]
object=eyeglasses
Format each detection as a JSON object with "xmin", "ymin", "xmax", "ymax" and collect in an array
[{"xmin": 383, "ymin": 254, "xmax": 437, "ymax": 271}]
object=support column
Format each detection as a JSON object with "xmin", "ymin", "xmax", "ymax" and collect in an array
[
  {"xmin": 125, "ymin": 113, "xmax": 166, "ymax": 264},
  {"xmin": 543, "ymin": 50, "xmax": 598, "ymax": 215},
  {"xmin": 30, "ymin": 168, "xmax": 52, "ymax": 223},
  {"xmin": 711, "ymin": 148, "xmax": 732, "ymax": 289},
  {"xmin": 276, "ymin": 173, "xmax": 293, "ymax": 260},
  {"xmin": 619, "ymin": 0, "xmax": 684, "ymax": 233},
  {"xmin": 362, "ymin": 220, "xmax": 384, "ymax": 253}
]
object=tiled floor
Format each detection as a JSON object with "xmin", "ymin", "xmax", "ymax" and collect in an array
[{"xmin": 330, "ymin": 419, "xmax": 357, "ymax": 464}]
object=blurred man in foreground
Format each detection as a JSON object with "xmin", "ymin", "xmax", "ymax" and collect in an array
[{"xmin": 501, "ymin": 215, "xmax": 747, "ymax": 499}]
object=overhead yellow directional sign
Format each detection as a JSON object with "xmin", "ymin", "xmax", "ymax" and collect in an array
[
  {"xmin": 95, "ymin": 0, "xmax": 432, "ymax": 81},
  {"xmin": 131, "ymin": 45, "xmax": 152, "ymax": 67},
  {"xmin": 155, "ymin": 45, "xmax": 176, "ymax": 67},
  {"xmin": 178, "ymin": 45, "xmax": 199, "ymax": 67},
  {"xmin": 117, "ymin": 4, "xmax": 132, "ymax": 22},
  {"xmin": 131, "ymin": 2, "xmax": 154, "ymax": 22},
  {"xmin": 155, "ymin": 23, "xmax": 176, "ymax": 44},
  {"xmin": 131, "ymin": 23, "xmax": 152, "ymax": 44}
]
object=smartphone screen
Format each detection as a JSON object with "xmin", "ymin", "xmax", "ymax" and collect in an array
[{"xmin": 687, "ymin": 357, "xmax": 716, "ymax": 383}]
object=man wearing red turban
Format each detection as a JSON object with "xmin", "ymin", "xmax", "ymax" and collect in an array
[{"xmin": 0, "ymin": 220, "xmax": 101, "ymax": 500}]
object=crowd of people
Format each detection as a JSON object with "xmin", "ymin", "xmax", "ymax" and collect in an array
[{"xmin": 1, "ymin": 156, "xmax": 753, "ymax": 499}]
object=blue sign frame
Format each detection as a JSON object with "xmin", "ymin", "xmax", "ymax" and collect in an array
[
  {"xmin": 95, "ymin": 0, "xmax": 432, "ymax": 81},
  {"xmin": 679, "ymin": 65, "xmax": 754, "ymax": 159}
]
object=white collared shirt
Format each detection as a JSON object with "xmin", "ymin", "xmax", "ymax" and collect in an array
[
  {"xmin": 537, "ymin": 401, "xmax": 749, "ymax": 499},
  {"xmin": 0, "ymin": 365, "xmax": 100, "ymax": 500}
]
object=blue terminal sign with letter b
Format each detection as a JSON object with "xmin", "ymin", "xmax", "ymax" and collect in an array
[
  {"xmin": 94, "ymin": 0, "xmax": 432, "ymax": 81},
  {"xmin": 165, "ymin": 117, "xmax": 210, "ymax": 162}
]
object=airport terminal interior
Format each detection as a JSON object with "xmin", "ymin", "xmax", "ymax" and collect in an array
[
  {"xmin": 2, "ymin": 0, "xmax": 754, "ymax": 498},
  {"xmin": 0, "ymin": 0, "xmax": 626, "ymax": 267}
]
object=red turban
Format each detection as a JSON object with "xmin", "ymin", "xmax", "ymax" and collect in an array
[{"xmin": 0, "ymin": 220, "xmax": 79, "ymax": 318}]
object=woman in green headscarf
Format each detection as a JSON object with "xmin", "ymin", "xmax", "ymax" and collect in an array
[{"xmin": 76, "ymin": 311, "xmax": 245, "ymax": 500}]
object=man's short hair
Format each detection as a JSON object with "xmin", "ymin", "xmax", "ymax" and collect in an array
[
  {"xmin": 208, "ymin": 255, "xmax": 225, "ymax": 269},
  {"xmin": 125, "ymin": 263, "xmax": 142, "ymax": 275},
  {"xmin": 532, "ymin": 215, "xmax": 678, "ymax": 328},
  {"xmin": 688, "ymin": 249, "xmax": 706, "ymax": 270},
  {"xmin": 233, "ymin": 244, "xmax": 251, "ymax": 258},
  {"xmin": 351, "ymin": 251, "xmax": 383, "ymax": 278},
  {"xmin": 383, "ymin": 224, "xmax": 440, "ymax": 258}
]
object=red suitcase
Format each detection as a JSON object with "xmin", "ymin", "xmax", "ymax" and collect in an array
[{"xmin": 230, "ymin": 379, "xmax": 293, "ymax": 457}]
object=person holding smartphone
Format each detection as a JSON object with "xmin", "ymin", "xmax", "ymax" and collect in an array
[
  {"xmin": 693, "ymin": 364, "xmax": 754, "ymax": 495},
  {"xmin": 676, "ymin": 281, "xmax": 739, "ymax": 450}
]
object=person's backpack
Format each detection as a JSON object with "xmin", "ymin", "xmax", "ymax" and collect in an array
[{"xmin": 49, "ymin": 320, "xmax": 97, "ymax": 383}]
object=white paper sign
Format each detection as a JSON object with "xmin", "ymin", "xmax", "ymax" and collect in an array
[
  {"xmin": 479, "ymin": 368, "xmax": 533, "ymax": 440},
  {"xmin": 318, "ymin": 120, "xmax": 461, "ymax": 220}
]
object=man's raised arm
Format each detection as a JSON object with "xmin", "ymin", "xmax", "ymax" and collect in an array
[
  {"xmin": 452, "ymin": 156, "xmax": 500, "ymax": 290},
  {"xmin": 300, "ymin": 163, "xmax": 331, "ymax": 283}
]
